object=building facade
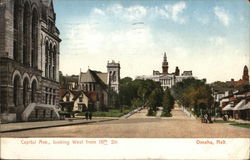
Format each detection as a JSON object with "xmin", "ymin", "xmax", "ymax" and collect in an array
[
  {"xmin": 136, "ymin": 52, "xmax": 193, "ymax": 90},
  {"xmin": 78, "ymin": 61, "xmax": 120, "ymax": 110},
  {"xmin": 0, "ymin": 0, "xmax": 61, "ymax": 122},
  {"xmin": 107, "ymin": 60, "xmax": 120, "ymax": 93}
]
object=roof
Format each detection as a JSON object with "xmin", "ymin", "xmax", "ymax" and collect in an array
[
  {"xmin": 72, "ymin": 91, "xmax": 89, "ymax": 101},
  {"xmin": 80, "ymin": 70, "xmax": 97, "ymax": 83},
  {"xmin": 222, "ymin": 103, "xmax": 234, "ymax": 111},
  {"xmin": 80, "ymin": 69, "xmax": 108, "ymax": 89},
  {"xmin": 97, "ymin": 73, "xmax": 108, "ymax": 84},
  {"xmin": 233, "ymin": 99, "xmax": 246, "ymax": 110},
  {"xmin": 59, "ymin": 89, "xmax": 68, "ymax": 99}
]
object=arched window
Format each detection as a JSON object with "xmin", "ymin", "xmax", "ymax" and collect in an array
[
  {"xmin": 23, "ymin": 78, "xmax": 29, "ymax": 108},
  {"xmin": 31, "ymin": 9, "xmax": 38, "ymax": 68},
  {"xmin": 23, "ymin": 2, "xmax": 30, "ymax": 66},
  {"xmin": 45, "ymin": 41, "xmax": 48, "ymax": 77},
  {"xmin": 31, "ymin": 80, "xmax": 37, "ymax": 102},
  {"xmin": 53, "ymin": 46, "xmax": 57, "ymax": 80},
  {"xmin": 49, "ymin": 43, "xmax": 52, "ymax": 78},
  {"xmin": 13, "ymin": 75, "xmax": 21, "ymax": 106},
  {"xmin": 13, "ymin": 0, "xmax": 19, "ymax": 62}
]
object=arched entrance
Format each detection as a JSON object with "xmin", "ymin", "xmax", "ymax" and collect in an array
[
  {"xmin": 31, "ymin": 80, "xmax": 37, "ymax": 102},
  {"xmin": 23, "ymin": 78, "xmax": 29, "ymax": 108},
  {"xmin": 13, "ymin": 75, "xmax": 21, "ymax": 121}
]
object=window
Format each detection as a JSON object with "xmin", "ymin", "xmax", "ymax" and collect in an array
[
  {"xmin": 43, "ymin": 110, "xmax": 46, "ymax": 118},
  {"xmin": 23, "ymin": 2, "xmax": 30, "ymax": 66},
  {"xmin": 13, "ymin": 75, "xmax": 21, "ymax": 106},
  {"xmin": 35, "ymin": 109, "xmax": 39, "ymax": 118},
  {"xmin": 66, "ymin": 93, "xmax": 70, "ymax": 102},
  {"xmin": 13, "ymin": 0, "xmax": 19, "ymax": 62},
  {"xmin": 49, "ymin": 95, "xmax": 52, "ymax": 104},
  {"xmin": 79, "ymin": 95, "xmax": 83, "ymax": 102},
  {"xmin": 31, "ymin": 9, "xmax": 38, "ymax": 68},
  {"xmin": 31, "ymin": 80, "xmax": 37, "ymax": 102},
  {"xmin": 53, "ymin": 46, "xmax": 57, "ymax": 80},
  {"xmin": 50, "ymin": 110, "xmax": 53, "ymax": 118},
  {"xmin": 23, "ymin": 78, "xmax": 29, "ymax": 108},
  {"xmin": 53, "ymin": 95, "xmax": 55, "ymax": 105},
  {"xmin": 45, "ymin": 41, "xmax": 49, "ymax": 77}
]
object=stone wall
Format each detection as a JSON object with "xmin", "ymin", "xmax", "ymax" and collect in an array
[{"xmin": 28, "ymin": 106, "xmax": 59, "ymax": 121}]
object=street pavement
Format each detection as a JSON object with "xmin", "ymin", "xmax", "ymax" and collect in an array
[{"xmin": 1, "ymin": 107, "xmax": 250, "ymax": 138}]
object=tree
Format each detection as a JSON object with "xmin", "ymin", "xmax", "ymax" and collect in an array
[
  {"xmin": 148, "ymin": 88, "xmax": 163, "ymax": 111},
  {"xmin": 119, "ymin": 77, "xmax": 162, "ymax": 110},
  {"xmin": 172, "ymin": 78, "xmax": 213, "ymax": 117},
  {"xmin": 162, "ymin": 88, "xmax": 174, "ymax": 115}
]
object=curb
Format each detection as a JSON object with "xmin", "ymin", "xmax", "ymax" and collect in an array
[
  {"xmin": 0, "ymin": 118, "xmax": 118, "ymax": 133},
  {"xmin": 120, "ymin": 107, "xmax": 143, "ymax": 119}
]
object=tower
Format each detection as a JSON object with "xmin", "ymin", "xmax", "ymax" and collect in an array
[
  {"xmin": 242, "ymin": 65, "xmax": 249, "ymax": 81},
  {"xmin": 162, "ymin": 52, "xmax": 169, "ymax": 74},
  {"xmin": 107, "ymin": 60, "xmax": 120, "ymax": 93},
  {"xmin": 175, "ymin": 66, "xmax": 180, "ymax": 76}
]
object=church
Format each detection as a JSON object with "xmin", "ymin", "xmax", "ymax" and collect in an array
[
  {"xmin": 78, "ymin": 60, "xmax": 121, "ymax": 110},
  {"xmin": 0, "ymin": 0, "xmax": 61, "ymax": 123},
  {"xmin": 136, "ymin": 52, "xmax": 193, "ymax": 90}
]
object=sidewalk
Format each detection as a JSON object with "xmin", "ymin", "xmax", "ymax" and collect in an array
[{"xmin": 0, "ymin": 117, "xmax": 118, "ymax": 133}]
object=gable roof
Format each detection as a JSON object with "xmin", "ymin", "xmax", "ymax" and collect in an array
[
  {"xmin": 80, "ymin": 69, "xmax": 108, "ymax": 88},
  {"xmin": 80, "ymin": 70, "xmax": 97, "ymax": 83},
  {"xmin": 72, "ymin": 91, "xmax": 90, "ymax": 101}
]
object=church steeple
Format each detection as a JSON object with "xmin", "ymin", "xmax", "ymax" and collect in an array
[
  {"xmin": 242, "ymin": 65, "xmax": 249, "ymax": 81},
  {"xmin": 162, "ymin": 52, "xmax": 168, "ymax": 74}
]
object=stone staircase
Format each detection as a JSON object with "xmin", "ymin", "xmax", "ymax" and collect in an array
[{"xmin": 22, "ymin": 103, "xmax": 60, "ymax": 121}]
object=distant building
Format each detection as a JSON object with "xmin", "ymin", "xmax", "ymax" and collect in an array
[
  {"xmin": 59, "ymin": 72, "xmax": 79, "ymax": 90},
  {"xmin": 211, "ymin": 65, "xmax": 250, "ymax": 120},
  {"xmin": 59, "ymin": 89, "xmax": 90, "ymax": 112},
  {"xmin": 78, "ymin": 61, "xmax": 120, "ymax": 110},
  {"xmin": 136, "ymin": 52, "xmax": 193, "ymax": 90},
  {"xmin": 227, "ymin": 65, "xmax": 249, "ymax": 87},
  {"xmin": 107, "ymin": 61, "xmax": 121, "ymax": 93}
]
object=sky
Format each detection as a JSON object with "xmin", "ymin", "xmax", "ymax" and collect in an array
[{"xmin": 53, "ymin": 0, "xmax": 250, "ymax": 83}]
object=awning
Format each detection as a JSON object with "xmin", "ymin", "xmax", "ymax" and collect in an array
[
  {"xmin": 222, "ymin": 103, "xmax": 234, "ymax": 111},
  {"xmin": 240, "ymin": 102, "xmax": 250, "ymax": 110},
  {"xmin": 233, "ymin": 100, "xmax": 246, "ymax": 110}
]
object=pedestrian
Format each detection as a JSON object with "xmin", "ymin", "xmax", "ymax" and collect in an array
[
  {"xmin": 85, "ymin": 111, "xmax": 89, "ymax": 120},
  {"xmin": 89, "ymin": 112, "xmax": 92, "ymax": 120}
]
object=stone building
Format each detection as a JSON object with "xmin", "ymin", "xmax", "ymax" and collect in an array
[
  {"xmin": 0, "ymin": 0, "xmax": 61, "ymax": 122},
  {"xmin": 78, "ymin": 61, "xmax": 120, "ymax": 110},
  {"xmin": 136, "ymin": 52, "xmax": 193, "ymax": 90},
  {"xmin": 107, "ymin": 60, "xmax": 120, "ymax": 93}
]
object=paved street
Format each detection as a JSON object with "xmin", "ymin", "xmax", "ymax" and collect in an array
[{"xmin": 1, "ymin": 107, "xmax": 250, "ymax": 138}]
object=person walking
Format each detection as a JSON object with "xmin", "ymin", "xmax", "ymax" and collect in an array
[
  {"xmin": 85, "ymin": 111, "xmax": 89, "ymax": 120},
  {"xmin": 89, "ymin": 112, "xmax": 92, "ymax": 120}
]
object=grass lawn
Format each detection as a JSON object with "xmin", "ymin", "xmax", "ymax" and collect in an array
[
  {"xmin": 230, "ymin": 123, "xmax": 250, "ymax": 129},
  {"xmin": 147, "ymin": 111, "xmax": 156, "ymax": 116},
  {"xmin": 214, "ymin": 120, "xmax": 236, "ymax": 124},
  {"xmin": 214, "ymin": 120, "xmax": 250, "ymax": 129}
]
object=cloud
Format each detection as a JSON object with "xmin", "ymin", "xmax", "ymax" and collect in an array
[
  {"xmin": 208, "ymin": 36, "xmax": 226, "ymax": 46},
  {"xmin": 105, "ymin": 4, "xmax": 147, "ymax": 21},
  {"xmin": 154, "ymin": 1, "xmax": 187, "ymax": 23},
  {"xmin": 91, "ymin": 2, "xmax": 187, "ymax": 23},
  {"xmin": 92, "ymin": 8, "xmax": 105, "ymax": 15},
  {"xmin": 214, "ymin": 7, "xmax": 230, "ymax": 26},
  {"xmin": 166, "ymin": 1, "xmax": 186, "ymax": 23}
]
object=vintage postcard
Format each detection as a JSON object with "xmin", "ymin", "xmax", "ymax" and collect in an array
[{"xmin": 0, "ymin": 0, "xmax": 250, "ymax": 159}]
